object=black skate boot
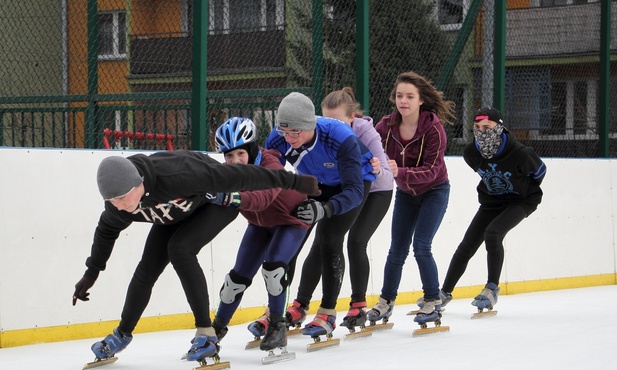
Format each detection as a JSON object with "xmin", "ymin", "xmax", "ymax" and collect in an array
[
  {"xmin": 260, "ymin": 316, "xmax": 287, "ymax": 351},
  {"xmin": 260, "ymin": 315, "xmax": 296, "ymax": 365}
]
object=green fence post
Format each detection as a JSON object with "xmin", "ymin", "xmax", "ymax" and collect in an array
[
  {"xmin": 191, "ymin": 0, "xmax": 208, "ymax": 151},
  {"xmin": 86, "ymin": 0, "xmax": 99, "ymax": 148},
  {"xmin": 356, "ymin": 0, "xmax": 369, "ymax": 114},
  {"xmin": 493, "ymin": 0, "xmax": 506, "ymax": 112},
  {"xmin": 599, "ymin": 0, "xmax": 611, "ymax": 158},
  {"xmin": 436, "ymin": 0, "xmax": 482, "ymax": 92},
  {"xmin": 312, "ymin": 0, "xmax": 324, "ymax": 114}
]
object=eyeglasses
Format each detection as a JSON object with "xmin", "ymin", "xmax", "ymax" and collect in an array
[{"xmin": 275, "ymin": 127, "xmax": 303, "ymax": 138}]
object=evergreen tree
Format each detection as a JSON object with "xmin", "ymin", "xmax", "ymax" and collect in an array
[{"xmin": 369, "ymin": 0, "xmax": 451, "ymax": 121}]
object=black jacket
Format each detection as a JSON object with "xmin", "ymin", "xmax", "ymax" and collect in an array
[
  {"xmin": 86, "ymin": 150, "xmax": 303, "ymax": 276},
  {"xmin": 464, "ymin": 132, "xmax": 546, "ymax": 213}
]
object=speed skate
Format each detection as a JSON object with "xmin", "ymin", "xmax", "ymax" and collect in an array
[
  {"xmin": 83, "ymin": 357, "xmax": 118, "ymax": 369},
  {"xmin": 471, "ymin": 307, "xmax": 498, "ymax": 319}
]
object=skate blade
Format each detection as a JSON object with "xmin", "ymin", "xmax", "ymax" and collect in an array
[
  {"xmin": 306, "ymin": 338, "xmax": 340, "ymax": 352},
  {"xmin": 471, "ymin": 310, "xmax": 498, "ymax": 319},
  {"xmin": 343, "ymin": 328, "xmax": 373, "ymax": 340},
  {"xmin": 192, "ymin": 360, "xmax": 231, "ymax": 370},
  {"xmin": 83, "ymin": 357, "xmax": 118, "ymax": 369},
  {"xmin": 261, "ymin": 350, "xmax": 296, "ymax": 365},
  {"xmin": 245, "ymin": 337, "xmax": 261, "ymax": 350},
  {"xmin": 287, "ymin": 327, "xmax": 302, "ymax": 336},
  {"xmin": 365, "ymin": 322, "xmax": 394, "ymax": 332},
  {"xmin": 412, "ymin": 325, "xmax": 450, "ymax": 336}
]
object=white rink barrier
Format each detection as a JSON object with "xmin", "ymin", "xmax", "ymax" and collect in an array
[{"xmin": 0, "ymin": 148, "xmax": 615, "ymax": 345}]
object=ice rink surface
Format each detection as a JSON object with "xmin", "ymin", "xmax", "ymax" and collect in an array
[{"xmin": 1, "ymin": 285, "xmax": 616, "ymax": 370}]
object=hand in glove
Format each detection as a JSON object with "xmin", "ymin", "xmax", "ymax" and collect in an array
[
  {"xmin": 293, "ymin": 199, "xmax": 333, "ymax": 225},
  {"xmin": 206, "ymin": 192, "xmax": 241, "ymax": 207},
  {"xmin": 73, "ymin": 274, "xmax": 96, "ymax": 305}
]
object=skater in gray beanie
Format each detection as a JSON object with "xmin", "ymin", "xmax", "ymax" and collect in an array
[{"xmin": 74, "ymin": 150, "xmax": 319, "ymax": 367}]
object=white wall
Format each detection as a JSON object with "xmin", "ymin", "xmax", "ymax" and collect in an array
[{"xmin": 0, "ymin": 148, "xmax": 615, "ymax": 332}]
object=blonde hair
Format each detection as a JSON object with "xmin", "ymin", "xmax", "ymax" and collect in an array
[
  {"xmin": 388, "ymin": 71, "xmax": 455, "ymax": 125},
  {"xmin": 322, "ymin": 87, "xmax": 364, "ymax": 118}
]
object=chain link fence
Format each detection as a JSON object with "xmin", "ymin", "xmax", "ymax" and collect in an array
[{"xmin": 0, "ymin": 0, "xmax": 615, "ymax": 157}]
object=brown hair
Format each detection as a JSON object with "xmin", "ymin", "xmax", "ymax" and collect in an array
[
  {"xmin": 388, "ymin": 71, "xmax": 455, "ymax": 126},
  {"xmin": 322, "ymin": 87, "xmax": 364, "ymax": 118}
]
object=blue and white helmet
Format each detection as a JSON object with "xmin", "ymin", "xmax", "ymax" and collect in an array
[{"xmin": 215, "ymin": 117, "xmax": 259, "ymax": 153}]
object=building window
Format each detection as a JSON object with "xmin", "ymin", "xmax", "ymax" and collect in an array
[
  {"xmin": 539, "ymin": 79, "xmax": 599, "ymax": 139},
  {"xmin": 181, "ymin": 0, "xmax": 193, "ymax": 36},
  {"xmin": 437, "ymin": 0, "xmax": 467, "ymax": 31},
  {"xmin": 98, "ymin": 12, "xmax": 126, "ymax": 59},
  {"xmin": 209, "ymin": 0, "xmax": 284, "ymax": 34}
]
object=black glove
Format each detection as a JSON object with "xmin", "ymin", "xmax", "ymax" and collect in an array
[
  {"xmin": 73, "ymin": 274, "xmax": 96, "ymax": 305},
  {"xmin": 292, "ymin": 175, "xmax": 321, "ymax": 196},
  {"xmin": 293, "ymin": 199, "xmax": 333, "ymax": 225}
]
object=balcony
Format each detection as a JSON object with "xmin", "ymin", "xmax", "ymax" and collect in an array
[{"xmin": 129, "ymin": 29, "xmax": 286, "ymax": 76}]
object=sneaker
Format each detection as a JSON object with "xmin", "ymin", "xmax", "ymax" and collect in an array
[
  {"xmin": 472, "ymin": 282, "xmax": 500, "ymax": 310},
  {"xmin": 91, "ymin": 327, "xmax": 133, "ymax": 359},
  {"xmin": 247, "ymin": 309, "xmax": 269, "ymax": 337},
  {"xmin": 212, "ymin": 317, "xmax": 229, "ymax": 342},
  {"xmin": 285, "ymin": 300, "xmax": 307, "ymax": 328},
  {"xmin": 367, "ymin": 297, "xmax": 394, "ymax": 322},
  {"xmin": 340, "ymin": 301, "xmax": 367, "ymax": 329},
  {"xmin": 417, "ymin": 290, "xmax": 453, "ymax": 309},
  {"xmin": 260, "ymin": 317, "xmax": 287, "ymax": 351},
  {"xmin": 186, "ymin": 334, "xmax": 219, "ymax": 362},
  {"xmin": 301, "ymin": 308, "xmax": 336, "ymax": 337}
]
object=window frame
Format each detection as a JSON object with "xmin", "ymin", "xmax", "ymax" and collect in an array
[
  {"xmin": 98, "ymin": 11, "xmax": 127, "ymax": 61},
  {"xmin": 435, "ymin": 0, "xmax": 469, "ymax": 32},
  {"xmin": 208, "ymin": 0, "xmax": 284, "ymax": 35}
]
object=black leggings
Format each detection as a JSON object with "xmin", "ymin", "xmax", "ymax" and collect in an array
[
  {"xmin": 118, "ymin": 205, "xmax": 239, "ymax": 334},
  {"xmin": 347, "ymin": 190, "xmax": 392, "ymax": 302},
  {"xmin": 294, "ymin": 181, "xmax": 372, "ymax": 310},
  {"xmin": 442, "ymin": 203, "xmax": 532, "ymax": 293}
]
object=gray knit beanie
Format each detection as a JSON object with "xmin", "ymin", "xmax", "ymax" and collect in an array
[
  {"xmin": 97, "ymin": 156, "xmax": 143, "ymax": 200},
  {"xmin": 276, "ymin": 92, "xmax": 316, "ymax": 131}
]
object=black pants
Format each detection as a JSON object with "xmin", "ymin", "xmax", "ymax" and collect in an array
[
  {"xmin": 346, "ymin": 190, "xmax": 392, "ymax": 302},
  {"xmin": 294, "ymin": 181, "xmax": 372, "ymax": 310},
  {"xmin": 118, "ymin": 205, "xmax": 239, "ymax": 334},
  {"xmin": 442, "ymin": 202, "xmax": 534, "ymax": 293}
]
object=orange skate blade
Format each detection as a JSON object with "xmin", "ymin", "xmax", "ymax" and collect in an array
[
  {"xmin": 471, "ymin": 309, "xmax": 498, "ymax": 319},
  {"xmin": 365, "ymin": 322, "xmax": 394, "ymax": 332},
  {"xmin": 245, "ymin": 337, "xmax": 261, "ymax": 350},
  {"xmin": 412, "ymin": 325, "xmax": 450, "ymax": 336},
  {"xmin": 306, "ymin": 337, "xmax": 340, "ymax": 352},
  {"xmin": 83, "ymin": 357, "xmax": 118, "ymax": 369},
  {"xmin": 287, "ymin": 327, "xmax": 302, "ymax": 336},
  {"xmin": 343, "ymin": 328, "xmax": 373, "ymax": 340},
  {"xmin": 193, "ymin": 360, "xmax": 231, "ymax": 370}
]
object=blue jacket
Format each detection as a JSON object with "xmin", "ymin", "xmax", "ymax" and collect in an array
[{"xmin": 266, "ymin": 116, "xmax": 375, "ymax": 215}]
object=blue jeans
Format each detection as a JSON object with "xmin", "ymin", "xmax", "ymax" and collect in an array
[{"xmin": 380, "ymin": 181, "xmax": 450, "ymax": 301}]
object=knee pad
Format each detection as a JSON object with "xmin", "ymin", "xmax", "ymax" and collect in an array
[
  {"xmin": 219, "ymin": 270, "xmax": 251, "ymax": 304},
  {"xmin": 262, "ymin": 262, "xmax": 288, "ymax": 297}
]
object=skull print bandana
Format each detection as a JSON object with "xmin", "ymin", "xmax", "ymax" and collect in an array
[{"xmin": 473, "ymin": 124, "xmax": 504, "ymax": 159}]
